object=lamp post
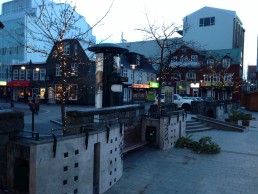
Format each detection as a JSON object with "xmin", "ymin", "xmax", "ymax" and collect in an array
[
  {"xmin": 210, "ymin": 73, "xmax": 213, "ymax": 102},
  {"xmin": 130, "ymin": 64, "xmax": 136, "ymax": 104},
  {"xmin": 6, "ymin": 67, "xmax": 14, "ymax": 107},
  {"xmin": 22, "ymin": 60, "xmax": 40, "ymax": 136}
]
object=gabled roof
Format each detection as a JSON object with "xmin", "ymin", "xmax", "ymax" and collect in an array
[
  {"xmin": 187, "ymin": 6, "xmax": 236, "ymax": 17},
  {"xmin": 117, "ymin": 38, "xmax": 183, "ymax": 59},
  {"xmin": 200, "ymin": 48, "xmax": 242, "ymax": 64},
  {"xmin": 120, "ymin": 53, "xmax": 156, "ymax": 73}
]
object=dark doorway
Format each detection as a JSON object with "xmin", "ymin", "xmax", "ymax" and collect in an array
[
  {"xmin": 13, "ymin": 158, "xmax": 29, "ymax": 193},
  {"xmin": 207, "ymin": 108, "xmax": 214, "ymax": 118},
  {"xmin": 93, "ymin": 143, "xmax": 100, "ymax": 194},
  {"xmin": 146, "ymin": 126, "xmax": 156, "ymax": 145}
]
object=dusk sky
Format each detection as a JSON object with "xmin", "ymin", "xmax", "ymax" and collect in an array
[{"xmin": 1, "ymin": 0, "xmax": 257, "ymax": 73}]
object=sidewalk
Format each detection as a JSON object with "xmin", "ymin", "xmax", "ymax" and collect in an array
[{"xmin": 104, "ymin": 109, "xmax": 258, "ymax": 194}]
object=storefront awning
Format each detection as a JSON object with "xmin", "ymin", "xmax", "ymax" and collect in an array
[{"xmin": 7, "ymin": 80, "xmax": 31, "ymax": 87}]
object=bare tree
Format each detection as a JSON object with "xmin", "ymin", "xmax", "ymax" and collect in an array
[
  {"xmin": 136, "ymin": 12, "xmax": 197, "ymax": 115},
  {"xmin": 20, "ymin": 0, "xmax": 114, "ymax": 127}
]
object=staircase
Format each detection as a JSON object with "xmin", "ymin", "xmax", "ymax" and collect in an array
[
  {"xmin": 186, "ymin": 115, "xmax": 246, "ymax": 133},
  {"xmin": 186, "ymin": 120, "xmax": 213, "ymax": 133}
]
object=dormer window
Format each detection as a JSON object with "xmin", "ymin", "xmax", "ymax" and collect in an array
[
  {"xmin": 64, "ymin": 43, "xmax": 70, "ymax": 55},
  {"xmin": 222, "ymin": 58, "xmax": 231, "ymax": 68},
  {"xmin": 180, "ymin": 55, "xmax": 188, "ymax": 62},
  {"xmin": 191, "ymin": 55, "xmax": 198, "ymax": 62},
  {"xmin": 207, "ymin": 59, "xmax": 214, "ymax": 65}
]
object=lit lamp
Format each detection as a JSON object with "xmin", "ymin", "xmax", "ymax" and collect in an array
[
  {"xmin": 21, "ymin": 60, "xmax": 40, "ymax": 96},
  {"xmin": 130, "ymin": 64, "xmax": 136, "ymax": 104}
]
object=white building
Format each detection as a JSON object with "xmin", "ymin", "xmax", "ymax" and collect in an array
[
  {"xmin": 182, "ymin": 6, "xmax": 245, "ymax": 51},
  {"xmin": 0, "ymin": 0, "xmax": 95, "ymax": 90}
]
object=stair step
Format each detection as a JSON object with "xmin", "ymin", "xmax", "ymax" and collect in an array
[
  {"xmin": 186, "ymin": 126, "xmax": 213, "ymax": 133},
  {"xmin": 186, "ymin": 119, "xmax": 214, "ymax": 133}
]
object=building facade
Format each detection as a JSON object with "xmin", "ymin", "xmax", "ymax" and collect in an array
[
  {"xmin": 245, "ymin": 65, "xmax": 257, "ymax": 92},
  {"xmin": 0, "ymin": 0, "xmax": 96, "ymax": 98},
  {"xmin": 182, "ymin": 6, "xmax": 245, "ymax": 51},
  {"xmin": 8, "ymin": 39, "xmax": 96, "ymax": 105},
  {"xmin": 169, "ymin": 46, "xmax": 243, "ymax": 101}
]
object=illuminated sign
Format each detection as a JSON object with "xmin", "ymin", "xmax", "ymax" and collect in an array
[
  {"xmin": 132, "ymin": 84, "xmax": 150, "ymax": 89},
  {"xmin": 149, "ymin": 82, "xmax": 159, "ymax": 88},
  {"xmin": 190, "ymin": 83, "xmax": 200, "ymax": 88}
]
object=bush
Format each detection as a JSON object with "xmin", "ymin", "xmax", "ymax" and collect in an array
[{"xmin": 175, "ymin": 136, "xmax": 221, "ymax": 154}]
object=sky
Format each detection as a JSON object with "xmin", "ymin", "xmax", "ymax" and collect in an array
[{"xmin": 0, "ymin": 0, "xmax": 257, "ymax": 71}]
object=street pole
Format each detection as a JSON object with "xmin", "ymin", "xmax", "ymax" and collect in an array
[{"xmin": 131, "ymin": 64, "xmax": 136, "ymax": 104}]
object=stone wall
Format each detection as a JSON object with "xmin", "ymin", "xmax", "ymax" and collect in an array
[
  {"xmin": 191, "ymin": 101, "xmax": 232, "ymax": 119},
  {"xmin": 0, "ymin": 111, "xmax": 24, "ymax": 189},
  {"xmin": 7, "ymin": 123, "xmax": 123, "ymax": 194},
  {"xmin": 142, "ymin": 110, "xmax": 186, "ymax": 150},
  {"xmin": 66, "ymin": 104, "xmax": 145, "ymax": 148}
]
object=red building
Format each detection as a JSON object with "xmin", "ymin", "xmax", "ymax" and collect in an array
[{"xmin": 166, "ymin": 46, "xmax": 243, "ymax": 101}]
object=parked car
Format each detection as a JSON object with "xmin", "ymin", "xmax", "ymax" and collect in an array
[{"xmin": 173, "ymin": 94, "xmax": 193, "ymax": 111}]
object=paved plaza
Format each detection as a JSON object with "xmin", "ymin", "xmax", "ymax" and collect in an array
[
  {"xmin": 1, "ymin": 100, "xmax": 258, "ymax": 194},
  {"xmin": 105, "ymin": 111, "xmax": 258, "ymax": 194}
]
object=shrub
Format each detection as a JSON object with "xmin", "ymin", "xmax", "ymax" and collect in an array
[{"xmin": 175, "ymin": 136, "xmax": 220, "ymax": 154}]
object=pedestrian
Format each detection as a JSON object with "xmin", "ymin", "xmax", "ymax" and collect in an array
[
  {"xmin": 24, "ymin": 92, "xmax": 28, "ymax": 103},
  {"xmin": 44, "ymin": 91, "xmax": 48, "ymax": 104}
]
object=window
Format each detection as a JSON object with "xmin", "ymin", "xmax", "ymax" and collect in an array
[
  {"xmin": 207, "ymin": 59, "xmax": 214, "ymax": 65},
  {"xmin": 55, "ymin": 84, "xmax": 78, "ymax": 100},
  {"xmin": 71, "ymin": 64, "xmax": 78, "ymax": 76},
  {"xmin": 56, "ymin": 64, "xmax": 61, "ymax": 76},
  {"xmin": 26, "ymin": 69, "xmax": 31, "ymax": 80},
  {"xmin": 173, "ymin": 71, "xmax": 181, "ymax": 79},
  {"xmin": 123, "ymin": 69, "xmax": 127, "ymax": 78},
  {"xmin": 64, "ymin": 43, "xmax": 70, "ymax": 55},
  {"xmin": 136, "ymin": 55, "xmax": 140, "ymax": 65},
  {"xmin": 172, "ymin": 56, "xmax": 177, "ymax": 62},
  {"xmin": 74, "ymin": 44, "xmax": 78, "ymax": 55},
  {"xmin": 213, "ymin": 74, "xmax": 220, "ymax": 82},
  {"xmin": 199, "ymin": 17, "xmax": 215, "ymax": 27},
  {"xmin": 224, "ymin": 73, "xmax": 233, "ymax": 82},
  {"xmin": 40, "ymin": 68, "xmax": 46, "ymax": 81},
  {"xmin": 147, "ymin": 73, "xmax": 154, "ymax": 82},
  {"xmin": 33, "ymin": 69, "xmax": 39, "ymax": 81},
  {"xmin": 186, "ymin": 71, "xmax": 196, "ymax": 79},
  {"xmin": 191, "ymin": 55, "xmax": 198, "ymax": 62},
  {"xmin": 68, "ymin": 85, "xmax": 78, "ymax": 100},
  {"xmin": 19, "ymin": 70, "xmax": 25, "ymax": 80},
  {"xmin": 222, "ymin": 58, "xmax": 231, "ymax": 68},
  {"xmin": 13, "ymin": 70, "xmax": 18, "ymax": 80},
  {"xmin": 180, "ymin": 55, "xmax": 188, "ymax": 62}
]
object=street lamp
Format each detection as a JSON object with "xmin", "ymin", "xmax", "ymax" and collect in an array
[
  {"xmin": 21, "ymin": 60, "xmax": 40, "ymax": 96},
  {"xmin": 130, "ymin": 64, "xmax": 136, "ymax": 104}
]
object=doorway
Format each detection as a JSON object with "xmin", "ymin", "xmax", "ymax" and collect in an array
[{"xmin": 93, "ymin": 143, "xmax": 100, "ymax": 194}]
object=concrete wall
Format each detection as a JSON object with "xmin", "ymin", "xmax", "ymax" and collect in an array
[
  {"xmin": 7, "ymin": 124, "xmax": 123, "ymax": 194},
  {"xmin": 191, "ymin": 101, "xmax": 232, "ymax": 120},
  {"xmin": 142, "ymin": 111, "xmax": 186, "ymax": 150},
  {"xmin": 0, "ymin": 110, "xmax": 24, "ymax": 189},
  {"xmin": 67, "ymin": 104, "xmax": 145, "ymax": 149}
]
